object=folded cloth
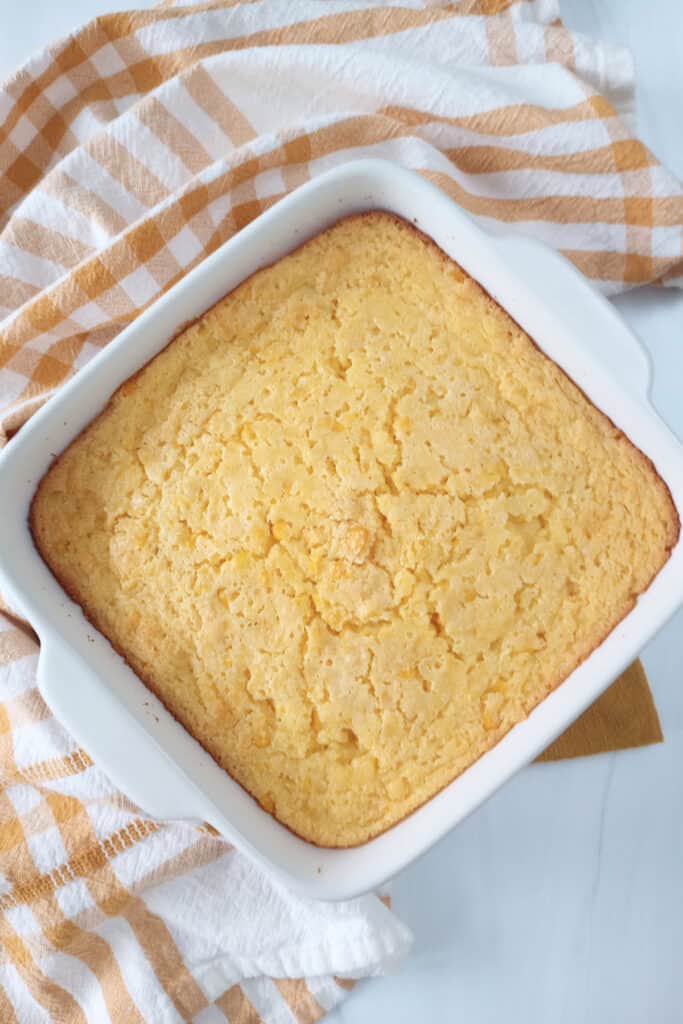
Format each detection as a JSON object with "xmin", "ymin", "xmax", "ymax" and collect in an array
[
  {"xmin": 0, "ymin": 1, "xmax": 680, "ymax": 1020},
  {"xmin": 538, "ymin": 659, "xmax": 663, "ymax": 762},
  {"xmin": 0, "ymin": 616, "xmax": 411, "ymax": 1024}
]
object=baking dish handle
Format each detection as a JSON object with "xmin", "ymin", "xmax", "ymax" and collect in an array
[
  {"xmin": 36, "ymin": 637, "xmax": 206, "ymax": 823},
  {"xmin": 493, "ymin": 235, "xmax": 652, "ymax": 405}
]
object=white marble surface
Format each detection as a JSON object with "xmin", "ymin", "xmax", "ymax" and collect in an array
[{"xmin": 2, "ymin": 2, "xmax": 683, "ymax": 1021}]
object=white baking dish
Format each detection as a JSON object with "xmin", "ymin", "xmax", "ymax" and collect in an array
[{"xmin": 1, "ymin": 160, "xmax": 682, "ymax": 901}]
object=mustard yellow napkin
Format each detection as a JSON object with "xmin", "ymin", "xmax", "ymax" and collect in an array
[{"xmin": 538, "ymin": 660, "xmax": 662, "ymax": 761}]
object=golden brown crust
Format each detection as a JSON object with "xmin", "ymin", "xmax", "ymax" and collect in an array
[{"xmin": 30, "ymin": 211, "xmax": 679, "ymax": 847}]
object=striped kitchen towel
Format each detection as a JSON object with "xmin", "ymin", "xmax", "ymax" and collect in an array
[
  {"xmin": 1, "ymin": 1, "xmax": 682, "ymax": 1021},
  {"xmin": 0, "ymin": 611, "xmax": 411, "ymax": 1024}
]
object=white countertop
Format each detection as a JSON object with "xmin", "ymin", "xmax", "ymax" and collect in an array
[{"xmin": 3, "ymin": 2, "xmax": 683, "ymax": 1021}]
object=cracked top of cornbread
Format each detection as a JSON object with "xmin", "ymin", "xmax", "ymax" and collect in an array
[{"xmin": 31, "ymin": 212, "xmax": 679, "ymax": 846}]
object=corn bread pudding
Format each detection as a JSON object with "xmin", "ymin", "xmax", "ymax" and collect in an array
[{"xmin": 31, "ymin": 212, "xmax": 679, "ymax": 847}]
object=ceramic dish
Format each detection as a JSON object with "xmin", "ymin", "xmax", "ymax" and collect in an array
[{"xmin": 1, "ymin": 159, "xmax": 682, "ymax": 900}]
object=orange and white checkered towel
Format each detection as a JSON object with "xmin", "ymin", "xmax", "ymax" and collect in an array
[{"xmin": 1, "ymin": 1, "xmax": 683, "ymax": 1021}]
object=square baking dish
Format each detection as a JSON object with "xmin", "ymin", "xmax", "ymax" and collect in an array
[{"xmin": 1, "ymin": 159, "xmax": 682, "ymax": 900}]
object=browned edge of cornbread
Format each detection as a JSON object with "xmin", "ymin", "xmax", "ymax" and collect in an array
[{"xmin": 29, "ymin": 211, "xmax": 681, "ymax": 847}]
